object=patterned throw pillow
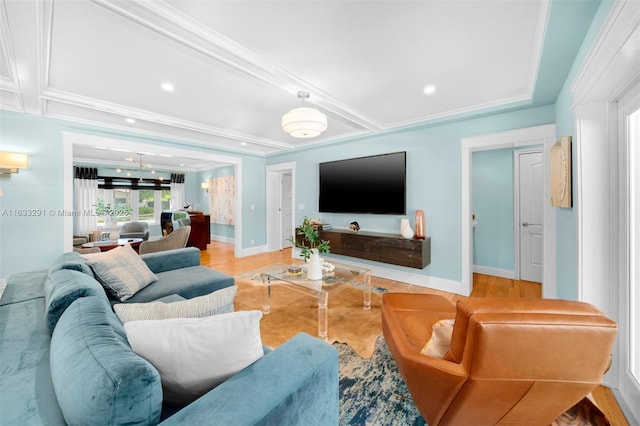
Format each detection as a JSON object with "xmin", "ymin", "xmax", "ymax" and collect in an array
[
  {"xmin": 125, "ymin": 310, "xmax": 264, "ymax": 404},
  {"xmin": 82, "ymin": 244, "xmax": 158, "ymax": 301},
  {"xmin": 114, "ymin": 286, "xmax": 237, "ymax": 323}
]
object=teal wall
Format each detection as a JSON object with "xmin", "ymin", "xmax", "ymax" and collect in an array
[
  {"xmin": 268, "ymin": 105, "xmax": 555, "ymax": 282},
  {"xmin": 198, "ymin": 166, "xmax": 236, "ymax": 240},
  {"xmin": 0, "ymin": 113, "xmax": 65, "ymax": 277},
  {"xmin": 0, "ymin": 110, "xmax": 265, "ymax": 277},
  {"xmin": 472, "ymin": 148, "xmax": 516, "ymax": 272}
]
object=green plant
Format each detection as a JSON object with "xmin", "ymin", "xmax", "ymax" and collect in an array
[{"xmin": 288, "ymin": 216, "xmax": 330, "ymax": 262}]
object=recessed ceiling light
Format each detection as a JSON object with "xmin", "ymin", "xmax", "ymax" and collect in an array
[
  {"xmin": 161, "ymin": 82, "xmax": 175, "ymax": 92},
  {"xmin": 179, "ymin": 163, "xmax": 185, "ymax": 167},
  {"xmin": 125, "ymin": 118, "xmax": 136, "ymax": 124},
  {"xmin": 423, "ymin": 85, "xmax": 437, "ymax": 95},
  {"xmin": 241, "ymin": 142, "xmax": 247, "ymax": 146},
  {"xmin": 125, "ymin": 157, "xmax": 134, "ymax": 162}
]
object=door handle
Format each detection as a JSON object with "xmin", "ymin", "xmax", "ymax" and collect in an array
[{"xmin": 522, "ymin": 222, "xmax": 542, "ymax": 227}]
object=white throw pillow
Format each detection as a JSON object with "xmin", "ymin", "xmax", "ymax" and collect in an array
[
  {"xmin": 82, "ymin": 244, "xmax": 158, "ymax": 301},
  {"xmin": 114, "ymin": 286, "xmax": 237, "ymax": 323},
  {"xmin": 124, "ymin": 310, "xmax": 264, "ymax": 404},
  {"xmin": 420, "ymin": 319, "xmax": 455, "ymax": 358}
]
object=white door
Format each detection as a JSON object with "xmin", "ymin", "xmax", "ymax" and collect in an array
[
  {"xmin": 281, "ymin": 173, "xmax": 293, "ymax": 248},
  {"xmin": 518, "ymin": 151, "xmax": 544, "ymax": 282}
]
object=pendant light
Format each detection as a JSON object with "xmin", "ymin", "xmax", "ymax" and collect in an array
[{"xmin": 282, "ymin": 91, "xmax": 328, "ymax": 138}]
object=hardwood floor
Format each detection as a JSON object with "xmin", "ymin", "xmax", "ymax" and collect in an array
[{"xmin": 201, "ymin": 241, "xmax": 629, "ymax": 425}]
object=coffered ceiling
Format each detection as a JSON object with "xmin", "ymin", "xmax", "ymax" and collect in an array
[{"xmin": 1, "ymin": 0, "xmax": 599, "ymax": 168}]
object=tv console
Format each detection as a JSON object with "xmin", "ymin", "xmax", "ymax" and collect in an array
[{"xmin": 298, "ymin": 228, "xmax": 431, "ymax": 269}]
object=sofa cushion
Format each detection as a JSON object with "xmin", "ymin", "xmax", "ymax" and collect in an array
[
  {"xmin": 125, "ymin": 310, "xmax": 264, "ymax": 405},
  {"xmin": 114, "ymin": 285, "xmax": 237, "ymax": 323},
  {"xmin": 50, "ymin": 296, "xmax": 162, "ymax": 425},
  {"xmin": 0, "ymin": 297, "xmax": 66, "ymax": 425},
  {"xmin": 122, "ymin": 265, "xmax": 234, "ymax": 304},
  {"xmin": 48, "ymin": 251, "xmax": 93, "ymax": 277},
  {"xmin": 0, "ymin": 271, "xmax": 47, "ymax": 306},
  {"xmin": 82, "ymin": 244, "xmax": 158, "ymax": 301},
  {"xmin": 140, "ymin": 247, "xmax": 201, "ymax": 274},
  {"xmin": 44, "ymin": 269, "xmax": 106, "ymax": 333}
]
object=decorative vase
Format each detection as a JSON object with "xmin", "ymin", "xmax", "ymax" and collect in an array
[
  {"xmin": 414, "ymin": 209, "xmax": 426, "ymax": 240},
  {"xmin": 400, "ymin": 218, "xmax": 414, "ymax": 239},
  {"xmin": 109, "ymin": 227, "xmax": 120, "ymax": 241},
  {"xmin": 307, "ymin": 250, "xmax": 324, "ymax": 280}
]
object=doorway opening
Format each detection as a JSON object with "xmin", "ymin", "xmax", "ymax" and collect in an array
[
  {"xmin": 266, "ymin": 162, "xmax": 296, "ymax": 252},
  {"xmin": 461, "ymin": 124, "xmax": 556, "ymax": 297}
]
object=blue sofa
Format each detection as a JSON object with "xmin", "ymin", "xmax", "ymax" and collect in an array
[{"xmin": 0, "ymin": 248, "xmax": 339, "ymax": 425}]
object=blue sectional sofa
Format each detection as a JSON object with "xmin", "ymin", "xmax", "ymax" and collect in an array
[{"xmin": 0, "ymin": 247, "xmax": 339, "ymax": 425}]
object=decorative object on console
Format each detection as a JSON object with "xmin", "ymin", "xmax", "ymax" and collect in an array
[
  {"xmin": 349, "ymin": 221, "xmax": 360, "ymax": 233},
  {"xmin": 288, "ymin": 216, "xmax": 331, "ymax": 280},
  {"xmin": 108, "ymin": 228, "xmax": 120, "ymax": 241},
  {"xmin": 414, "ymin": 209, "xmax": 425, "ymax": 240},
  {"xmin": 281, "ymin": 91, "xmax": 327, "ymax": 138},
  {"xmin": 400, "ymin": 218, "xmax": 414, "ymax": 239}
]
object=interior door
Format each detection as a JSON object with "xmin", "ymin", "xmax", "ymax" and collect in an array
[
  {"xmin": 281, "ymin": 173, "xmax": 293, "ymax": 248},
  {"xmin": 519, "ymin": 151, "xmax": 543, "ymax": 282}
]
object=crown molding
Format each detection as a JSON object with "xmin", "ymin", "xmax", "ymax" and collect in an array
[
  {"xmin": 41, "ymin": 88, "xmax": 294, "ymax": 150},
  {"xmin": 0, "ymin": 0, "xmax": 24, "ymax": 112},
  {"xmin": 91, "ymin": 0, "xmax": 382, "ymax": 132}
]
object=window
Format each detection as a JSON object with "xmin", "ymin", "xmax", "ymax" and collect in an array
[{"xmin": 96, "ymin": 177, "xmax": 170, "ymax": 226}]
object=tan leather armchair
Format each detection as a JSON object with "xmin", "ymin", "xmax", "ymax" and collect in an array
[
  {"xmin": 382, "ymin": 293, "xmax": 617, "ymax": 426},
  {"xmin": 138, "ymin": 226, "xmax": 191, "ymax": 254}
]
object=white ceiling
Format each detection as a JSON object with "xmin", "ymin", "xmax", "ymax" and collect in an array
[{"xmin": 0, "ymin": 0, "xmax": 598, "ymax": 170}]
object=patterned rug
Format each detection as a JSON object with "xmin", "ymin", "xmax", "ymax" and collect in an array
[
  {"xmin": 337, "ymin": 336, "xmax": 425, "ymax": 426},
  {"xmin": 336, "ymin": 336, "xmax": 610, "ymax": 426}
]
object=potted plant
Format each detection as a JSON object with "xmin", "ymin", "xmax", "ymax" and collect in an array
[{"xmin": 289, "ymin": 217, "xmax": 330, "ymax": 280}]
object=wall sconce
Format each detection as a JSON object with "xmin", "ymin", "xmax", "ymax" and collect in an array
[
  {"xmin": 0, "ymin": 151, "xmax": 29, "ymax": 174},
  {"xmin": 201, "ymin": 182, "xmax": 209, "ymax": 193}
]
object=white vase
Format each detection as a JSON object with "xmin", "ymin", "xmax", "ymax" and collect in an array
[
  {"xmin": 109, "ymin": 227, "xmax": 120, "ymax": 241},
  {"xmin": 307, "ymin": 250, "xmax": 324, "ymax": 280},
  {"xmin": 400, "ymin": 218, "xmax": 414, "ymax": 239}
]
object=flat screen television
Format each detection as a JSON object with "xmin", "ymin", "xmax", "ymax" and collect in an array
[{"xmin": 318, "ymin": 151, "xmax": 406, "ymax": 215}]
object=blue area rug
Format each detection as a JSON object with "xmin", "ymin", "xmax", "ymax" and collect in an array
[{"xmin": 336, "ymin": 336, "xmax": 427, "ymax": 426}]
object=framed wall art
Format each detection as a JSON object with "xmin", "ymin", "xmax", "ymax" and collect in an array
[{"xmin": 550, "ymin": 136, "xmax": 572, "ymax": 208}]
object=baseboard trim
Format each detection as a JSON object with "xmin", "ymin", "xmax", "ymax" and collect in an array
[
  {"xmin": 473, "ymin": 265, "xmax": 515, "ymax": 279},
  {"xmin": 211, "ymin": 235, "xmax": 234, "ymax": 245}
]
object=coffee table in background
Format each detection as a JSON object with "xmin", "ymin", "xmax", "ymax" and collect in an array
[
  {"xmin": 81, "ymin": 238, "xmax": 144, "ymax": 252},
  {"xmin": 261, "ymin": 261, "xmax": 372, "ymax": 340}
]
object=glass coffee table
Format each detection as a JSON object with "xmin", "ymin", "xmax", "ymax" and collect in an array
[{"xmin": 261, "ymin": 261, "xmax": 372, "ymax": 341}]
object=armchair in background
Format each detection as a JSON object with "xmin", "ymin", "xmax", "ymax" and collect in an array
[
  {"xmin": 120, "ymin": 221, "xmax": 150, "ymax": 241},
  {"xmin": 138, "ymin": 226, "xmax": 191, "ymax": 254}
]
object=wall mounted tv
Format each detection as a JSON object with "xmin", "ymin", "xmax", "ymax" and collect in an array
[{"xmin": 318, "ymin": 151, "xmax": 406, "ymax": 215}]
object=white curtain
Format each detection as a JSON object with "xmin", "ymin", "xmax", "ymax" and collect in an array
[
  {"xmin": 74, "ymin": 167, "xmax": 99, "ymax": 236},
  {"xmin": 170, "ymin": 173, "xmax": 185, "ymax": 210}
]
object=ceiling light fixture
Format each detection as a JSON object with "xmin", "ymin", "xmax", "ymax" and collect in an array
[
  {"xmin": 161, "ymin": 82, "xmax": 175, "ymax": 92},
  {"xmin": 125, "ymin": 118, "xmax": 136, "ymax": 124},
  {"xmin": 116, "ymin": 153, "xmax": 156, "ymax": 176},
  {"xmin": 282, "ymin": 91, "xmax": 327, "ymax": 138},
  {"xmin": 423, "ymin": 85, "xmax": 437, "ymax": 95}
]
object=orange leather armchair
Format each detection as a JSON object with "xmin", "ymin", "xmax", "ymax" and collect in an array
[{"xmin": 382, "ymin": 293, "xmax": 617, "ymax": 425}]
